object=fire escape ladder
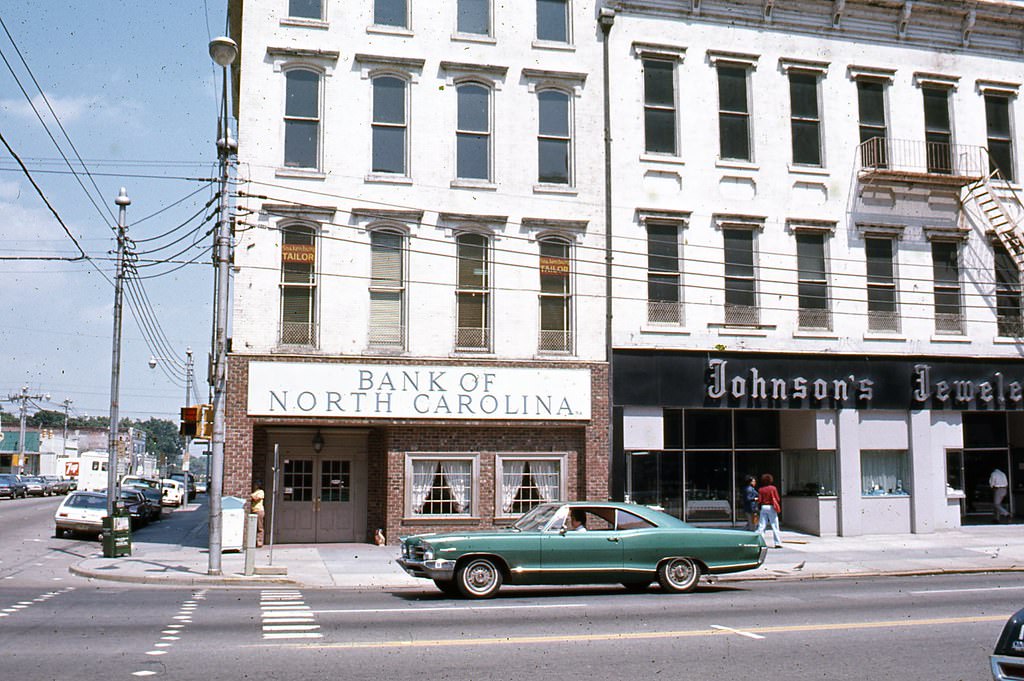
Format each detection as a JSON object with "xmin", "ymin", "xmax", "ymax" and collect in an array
[{"xmin": 965, "ymin": 170, "xmax": 1024, "ymax": 271}]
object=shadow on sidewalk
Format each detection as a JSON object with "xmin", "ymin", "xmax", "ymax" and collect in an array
[{"xmin": 128, "ymin": 495, "xmax": 209, "ymax": 548}]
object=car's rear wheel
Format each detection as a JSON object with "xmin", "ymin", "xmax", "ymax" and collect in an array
[
  {"xmin": 433, "ymin": 579, "xmax": 461, "ymax": 597},
  {"xmin": 54, "ymin": 527, "xmax": 65, "ymax": 539},
  {"xmin": 456, "ymin": 557, "xmax": 503, "ymax": 599},
  {"xmin": 658, "ymin": 557, "xmax": 701, "ymax": 593}
]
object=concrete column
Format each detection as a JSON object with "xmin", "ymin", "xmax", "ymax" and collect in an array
[
  {"xmin": 835, "ymin": 408, "xmax": 862, "ymax": 537},
  {"xmin": 908, "ymin": 409, "xmax": 942, "ymax": 534}
]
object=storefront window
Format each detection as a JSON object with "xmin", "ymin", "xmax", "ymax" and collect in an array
[
  {"xmin": 407, "ymin": 455, "xmax": 477, "ymax": 516},
  {"xmin": 861, "ymin": 450, "xmax": 909, "ymax": 496},
  {"xmin": 784, "ymin": 450, "xmax": 835, "ymax": 496},
  {"xmin": 685, "ymin": 410, "xmax": 731, "ymax": 449},
  {"xmin": 497, "ymin": 455, "xmax": 565, "ymax": 516}
]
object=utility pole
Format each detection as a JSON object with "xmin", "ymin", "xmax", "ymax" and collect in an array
[
  {"xmin": 182, "ymin": 346, "xmax": 194, "ymax": 478},
  {"xmin": 107, "ymin": 187, "xmax": 130, "ymax": 518},
  {"xmin": 6, "ymin": 386, "xmax": 49, "ymax": 474},
  {"xmin": 208, "ymin": 35, "xmax": 238, "ymax": 575}
]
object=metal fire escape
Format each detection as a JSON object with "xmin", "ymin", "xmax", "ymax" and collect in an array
[{"xmin": 963, "ymin": 168, "xmax": 1024, "ymax": 271}]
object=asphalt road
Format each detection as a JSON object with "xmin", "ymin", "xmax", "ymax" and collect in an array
[{"xmin": 0, "ymin": 494, "xmax": 1017, "ymax": 680}]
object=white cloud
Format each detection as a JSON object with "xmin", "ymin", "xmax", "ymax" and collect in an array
[{"xmin": 0, "ymin": 91, "xmax": 142, "ymax": 129}]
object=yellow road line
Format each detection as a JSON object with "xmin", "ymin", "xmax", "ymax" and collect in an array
[{"xmin": 252, "ymin": 613, "xmax": 1010, "ymax": 650}]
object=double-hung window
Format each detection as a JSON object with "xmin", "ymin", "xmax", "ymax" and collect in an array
[
  {"xmin": 986, "ymin": 94, "xmax": 1015, "ymax": 181},
  {"xmin": 932, "ymin": 240, "xmax": 962, "ymax": 334},
  {"xmin": 497, "ymin": 455, "xmax": 565, "ymax": 516},
  {"xmin": 865, "ymin": 236, "xmax": 899, "ymax": 332},
  {"xmin": 995, "ymin": 242, "xmax": 1023, "ymax": 337},
  {"xmin": 647, "ymin": 222, "xmax": 681, "ymax": 324},
  {"xmin": 536, "ymin": 0, "xmax": 568, "ymax": 43},
  {"xmin": 368, "ymin": 230, "xmax": 405, "ymax": 348},
  {"xmin": 407, "ymin": 454, "xmax": 477, "ymax": 517},
  {"xmin": 288, "ymin": 0, "xmax": 322, "ymax": 19},
  {"xmin": 796, "ymin": 232, "xmax": 830, "ymax": 329},
  {"xmin": 284, "ymin": 69, "xmax": 320, "ymax": 169},
  {"xmin": 724, "ymin": 228, "xmax": 758, "ymax": 325},
  {"xmin": 717, "ymin": 64, "xmax": 752, "ymax": 161},
  {"xmin": 457, "ymin": 0, "xmax": 490, "ymax": 36},
  {"xmin": 372, "ymin": 76, "xmax": 408, "ymax": 175},
  {"xmin": 537, "ymin": 90, "xmax": 571, "ymax": 185},
  {"xmin": 375, "ymin": 0, "xmax": 407, "ymax": 28},
  {"xmin": 643, "ymin": 59, "xmax": 676, "ymax": 155},
  {"xmin": 456, "ymin": 83, "xmax": 491, "ymax": 181},
  {"xmin": 538, "ymin": 237, "xmax": 572, "ymax": 353},
  {"xmin": 922, "ymin": 86, "xmax": 953, "ymax": 174},
  {"xmin": 280, "ymin": 224, "xmax": 317, "ymax": 346},
  {"xmin": 857, "ymin": 80, "xmax": 888, "ymax": 168},
  {"xmin": 789, "ymin": 71, "xmax": 822, "ymax": 166},
  {"xmin": 456, "ymin": 233, "xmax": 491, "ymax": 350}
]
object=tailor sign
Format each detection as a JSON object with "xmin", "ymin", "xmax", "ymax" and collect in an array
[{"xmin": 247, "ymin": 361, "xmax": 592, "ymax": 420}]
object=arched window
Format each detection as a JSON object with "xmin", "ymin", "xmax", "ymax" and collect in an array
[
  {"xmin": 538, "ymin": 236, "xmax": 572, "ymax": 352},
  {"xmin": 456, "ymin": 233, "xmax": 490, "ymax": 350},
  {"xmin": 280, "ymin": 224, "xmax": 317, "ymax": 345},
  {"xmin": 456, "ymin": 83, "xmax": 491, "ymax": 181},
  {"xmin": 372, "ymin": 75, "xmax": 408, "ymax": 175},
  {"xmin": 284, "ymin": 69, "xmax": 320, "ymax": 168},
  {"xmin": 369, "ymin": 230, "xmax": 405, "ymax": 348},
  {"xmin": 537, "ymin": 90, "xmax": 571, "ymax": 185}
]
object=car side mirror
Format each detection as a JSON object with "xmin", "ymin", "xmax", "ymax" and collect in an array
[{"xmin": 559, "ymin": 527, "xmax": 567, "ymax": 536}]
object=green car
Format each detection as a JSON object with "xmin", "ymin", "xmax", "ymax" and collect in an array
[{"xmin": 398, "ymin": 502, "xmax": 767, "ymax": 599}]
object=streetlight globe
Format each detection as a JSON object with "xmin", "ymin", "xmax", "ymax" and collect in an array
[
  {"xmin": 148, "ymin": 357, "xmax": 158, "ymax": 369},
  {"xmin": 209, "ymin": 36, "xmax": 238, "ymax": 67}
]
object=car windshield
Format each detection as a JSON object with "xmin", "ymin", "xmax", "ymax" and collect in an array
[
  {"xmin": 0, "ymin": 475, "xmax": 14, "ymax": 482},
  {"xmin": 511, "ymin": 504, "xmax": 561, "ymax": 532},
  {"xmin": 66, "ymin": 494, "xmax": 106, "ymax": 509}
]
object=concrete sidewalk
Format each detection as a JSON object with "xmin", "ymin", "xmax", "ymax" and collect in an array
[{"xmin": 69, "ymin": 497, "xmax": 1024, "ymax": 588}]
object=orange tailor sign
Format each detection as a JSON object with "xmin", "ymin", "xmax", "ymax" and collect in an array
[{"xmin": 282, "ymin": 244, "xmax": 316, "ymax": 264}]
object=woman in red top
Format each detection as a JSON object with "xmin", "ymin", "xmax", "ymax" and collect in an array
[{"xmin": 755, "ymin": 473, "xmax": 783, "ymax": 548}]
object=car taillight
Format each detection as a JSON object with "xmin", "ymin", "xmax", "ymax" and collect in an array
[{"xmin": 58, "ymin": 513, "xmax": 68, "ymax": 517}]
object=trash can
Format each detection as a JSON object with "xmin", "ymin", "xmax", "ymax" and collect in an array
[
  {"xmin": 101, "ymin": 508, "xmax": 132, "ymax": 558},
  {"xmin": 221, "ymin": 496, "xmax": 245, "ymax": 552}
]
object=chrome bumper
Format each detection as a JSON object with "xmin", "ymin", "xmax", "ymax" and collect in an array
[
  {"xmin": 397, "ymin": 558, "xmax": 457, "ymax": 581},
  {"xmin": 992, "ymin": 654, "xmax": 1024, "ymax": 680}
]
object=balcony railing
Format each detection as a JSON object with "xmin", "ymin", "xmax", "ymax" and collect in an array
[{"xmin": 858, "ymin": 138, "xmax": 987, "ymax": 181}]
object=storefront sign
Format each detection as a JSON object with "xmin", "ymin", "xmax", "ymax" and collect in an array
[
  {"xmin": 539, "ymin": 256, "xmax": 569, "ymax": 276},
  {"xmin": 912, "ymin": 364, "xmax": 1024, "ymax": 408},
  {"xmin": 247, "ymin": 362, "xmax": 591, "ymax": 420},
  {"xmin": 281, "ymin": 243, "xmax": 315, "ymax": 264},
  {"xmin": 707, "ymin": 359, "xmax": 874, "ymax": 408}
]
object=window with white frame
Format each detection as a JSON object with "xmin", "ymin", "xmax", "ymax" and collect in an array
[
  {"xmin": 538, "ymin": 236, "xmax": 572, "ymax": 352},
  {"xmin": 537, "ymin": 89, "xmax": 571, "ymax": 185},
  {"xmin": 723, "ymin": 227, "xmax": 757, "ymax": 325},
  {"xmin": 284, "ymin": 69, "xmax": 320, "ymax": 168},
  {"xmin": 457, "ymin": 0, "xmax": 490, "ymax": 35},
  {"xmin": 861, "ymin": 450, "xmax": 910, "ymax": 496},
  {"xmin": 288, "ymin": 0, "xmax": 322, "ymax": 19},
  {"xmin": 375, "ymin": 0, "xmax": 407, "ymax": 28},
  {"xmin": 456, "ymin": 232, "xmax": 491, "ymax": 350},
  {"xmin": 497, "ymin": 455, "xmax": 565, "ymax": 516},
  {"xmin": 279, "ymin": 224, "xmax": 317, "ymax": 345},
  {"xmin": 932, "ymin": 240, "xmax": 962, "ymax": 334},
  {"xmin": 865, "ymin": 236, "xmax": 899, "ymax": 332},
  {"xmin": 407, "ymin": 455, "xmax": 476, "ymax": 516},
  {"xmin": 372, "ymin": 75, "xmax": 408, "ymax": 175},
  {"xmin": 647, "ymin": 222, "xmax": 681, "ymax": 324},
  {"xmin": 789, "ymin": 71, "xmax": 822, "ymax": 166},
  {"xmin": 796, "ymin": 231, "xmax": 830, "ymax": 330},
  {"xmin": 857, "ymin": 79, "xmax": 888, "ymax": 168},
  {"xmin": 368, "ymin": 229, "xmax": 405, "ymax": 347},
  {"xmin": 456, "ymin": 83, "xmax": 491, "ymax": 180},
  {"xmin": 994, "ymin": 242, "xmax": 1022, "ymax": 337},
  {"xmin": 986, "ymin": 93, "xmax": 1015, "ymax": 182},
  {"xmin": 717, "ymin": 64, "xmax": 751, "ymax": 161},
  {"xmin": 536, "ymin": 0, "xmax": 568, "ymax": 43},
  {"xmin": 643, "ymin": 59, "xmax": 676, "ymax": 155},
  {"xmin": 922, "ymin": 85, "xmax": 953, "ymax": 174}
]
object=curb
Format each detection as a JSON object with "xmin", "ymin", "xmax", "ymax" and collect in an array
[{"xmin": 68, "ymin": 564, "xmax": 297, "ymax": 586}]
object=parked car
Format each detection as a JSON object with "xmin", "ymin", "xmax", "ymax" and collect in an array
[
  {"xmin": 397, "ymin": 502, "xmax": 768, "ymax": 599},
  {"xmin": 41, "ymin": 475, "xmax": 70, "ymax": 495},
  {"xmin": 122, "ymin": 483, "xmax": 162, "ymax": 522},
  {"xmin": 22, "ymin": 476, "xmax": 48, "ymax": 497},
  {"xmin": 54, "ymin": 491, "xmax": 107, "ymax": 538},
  {"xmin": 121, "ymin": 475, "xmax": 160, "ymax": 491},
  {"xmin": 170, "ymin": 472, "xmax": 197, "ymax": 501},
  {"xmin": 0, "ymin": 474, "xmax": 28, "ymax": 499},
  {"xmin": 117, "ymin": 488, "xmax": 152, "ymax": 529},
  {"xmin": 992, "ymin": 606, "xmax": 1024, "ymax": 680},
  {"xmin": 160, "ymin": 479, "xmax": 185, "ymax": 507}
]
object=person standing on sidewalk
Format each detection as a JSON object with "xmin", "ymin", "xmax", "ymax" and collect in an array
[
  {"xmin": 756, "ymin": 473, "xmax": 783, "ymax": 548},
  {"xmin": 250, "ymin": 480, "xmax": 266, "ymax": 547},
  {"xmin": 742, "ymin": 476, "xmax": 759, "ymax": 531},
  {"xmin": 990, "ymin": 468, "xmax": 1011, "ymax": 523}
]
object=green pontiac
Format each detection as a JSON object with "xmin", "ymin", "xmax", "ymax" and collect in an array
[{"xmin": 398, "ymin": 502, "xmax": 767, "ymax": 598}]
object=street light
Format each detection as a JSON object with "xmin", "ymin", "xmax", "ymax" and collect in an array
[{"xmin": 208, "ymin": 34, "xmax": 237, "ymax": 576}]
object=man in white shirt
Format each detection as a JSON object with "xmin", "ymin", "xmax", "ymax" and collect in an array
[{"xmin": 990, "ymin": 468, "xmax": 1011, "ymax": 522}]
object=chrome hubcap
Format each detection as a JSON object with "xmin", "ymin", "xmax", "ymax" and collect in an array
[
  {"xmin": 669, "ymin": 560, "xmax": 694, "ymax": 586},
  {"xmin": 467, "ymin": 563, "xmax": 495, "ymax": 591}
]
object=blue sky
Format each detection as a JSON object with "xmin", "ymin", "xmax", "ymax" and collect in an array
[{"xmin": 0, "ymin": 1, "xmax": 228, "ymax": 424}]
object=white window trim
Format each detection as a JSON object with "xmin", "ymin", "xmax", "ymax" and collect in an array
[
  {"xmin": 451, "ymin": 78, "xmax": 497, "ymax": 185},
  {"xmin": 280, "ymin": 65, "xmax": 326, "ymax": 173},
  {"xmin": 277, "ymin": 220, "xmax": 320, "ymax": 348},
  {"xmin": 282, "ymin": 0, "xmax": 328, "ymax": 28},
  {"xmin": 533, "ymin": 0, "xmax": 573, "ymax": 48},
  {"xmin": 494, "ymin": 453, "xmax": 568, "ymax": 519},
  {"xmin": 532, "ymin": 86, "xmax": 576, "ymax": 191},
  {"xmin": 453, "ymin": 0, "xmax": 494, "ymax": 41},
  {"xmin": 367, "ymin": 225, "xmax": 409, "ymax": 352},
  {"xmin": 786, "ymin": 68, "xmax": 825, "ymax": 168},
  {"xmin": 639, "ymin": 55, "xmax": 681, "ymax": 159},
  {"xmin": 366, "ymin": 72, "xmax": 413, "ymax": 183},
  {"xmin": 369, "ymin": 0, "xmax": 412, "ymax": 33},
  {"xmin": 537, "ymin": 236, "xmax": 574, "ymax": 355},
  {"xmin": 453, "ymin": 230, "xmax": 494, "ymax": 353},
  {"xmin": 713, "ymin": 57, "xmax": 756, "ymax": 163},
  {"xmin": 405, "ymin": 453, "xmax": 480, "ymax": 519}
]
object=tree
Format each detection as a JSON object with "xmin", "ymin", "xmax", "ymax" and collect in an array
[{"xmin": 27, "ymin": 409, "xmax": 67, "ymax": 428}]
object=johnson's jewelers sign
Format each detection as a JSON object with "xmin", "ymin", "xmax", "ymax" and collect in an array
[{"xmin": 247, "ymin": 362, "xmax": 592, "ymax": 420}]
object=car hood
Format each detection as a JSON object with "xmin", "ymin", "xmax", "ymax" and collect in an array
[{"xmin": 401, "ymin": 529, "xmax": 520, "ymax": 546}]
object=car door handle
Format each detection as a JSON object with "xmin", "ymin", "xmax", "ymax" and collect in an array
[{"xmin": 606, "ymin": 537, "xmax": 620, "ymax": 543}]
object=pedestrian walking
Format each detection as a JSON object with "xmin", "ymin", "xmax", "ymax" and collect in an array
[
  {"xmin": 250, "ymin": 480, "xmax": 266, "ymax": 547},
  {"xmin": 742, "ymin": 476, "xmax": 759, "ymax": 531},
  {"xmin": 990, "ymin": 468, "xmax": 1011, "ymax": 523},
  {"xmin": 756, "ymin": 473, "xmax": 783, "ymax": 548}
]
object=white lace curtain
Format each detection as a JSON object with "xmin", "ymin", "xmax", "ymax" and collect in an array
[
  {"xmin": 410, "ymin": 460, "xmax": 435, "ymax": 513},
  {"xmin": 531, "ymin": 461, "xmax": 560, "ymax": 503},
  {"xmin": 440, "ymin": 460, "xmax": 471, "ymax": 513},
  {"xmin": 501, "ymin": 460, "xmax": 527, "ymax": 513}
]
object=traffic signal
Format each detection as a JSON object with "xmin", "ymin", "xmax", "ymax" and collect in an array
[
  {"xmin": 197, "ymin": 404, "xmax": 214, "ymax": 440},
  {"xmin": 180, "ymin": 406, "xmax": 199, "ymax": 437}
]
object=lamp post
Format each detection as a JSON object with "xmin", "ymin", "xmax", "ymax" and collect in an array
[
  {"xmin": 148, "ymin": 346, "xmax": 194, "ymax": 476},
  {"xmin": 107, "ymin": 187, "xmax": 130, "ymax": 518},
  {"xmin": 208, "ymin": 35, "xmax": 238, "ymax": 575}
]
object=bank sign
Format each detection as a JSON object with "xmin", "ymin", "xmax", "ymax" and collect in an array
[{"xmin": 247, "ymin": 362, "xmax": 592, "ymax": 420}]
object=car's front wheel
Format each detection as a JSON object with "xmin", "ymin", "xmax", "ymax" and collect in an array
[
  {"xmin": 456, "ymin": 557, "xmax": 503, "ymax": 599},
  {"xmin": 658, "ymin": 557, "xmax": 701, "ymax": 593}
]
